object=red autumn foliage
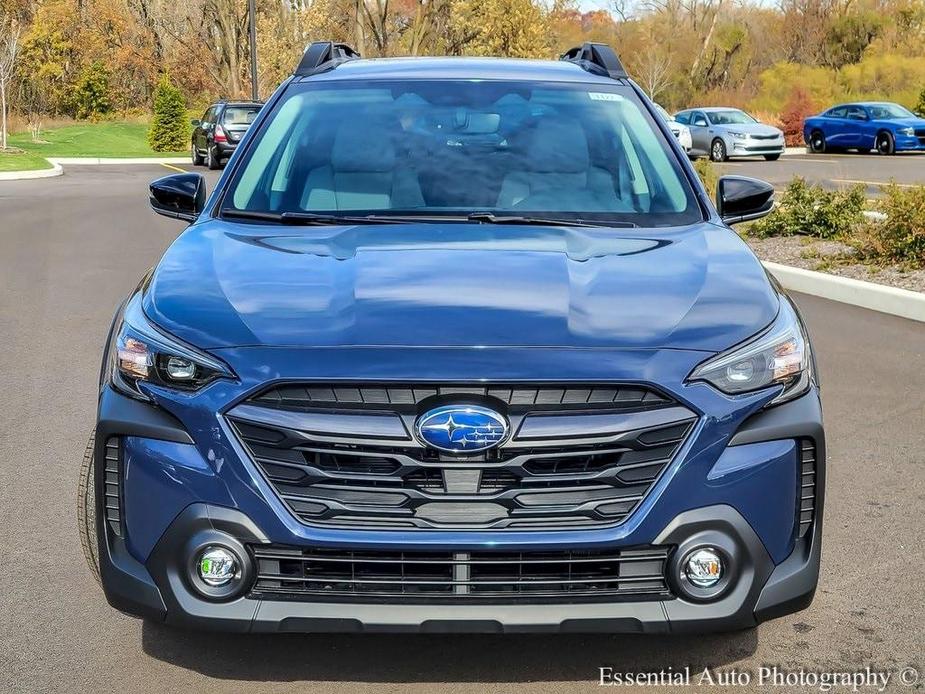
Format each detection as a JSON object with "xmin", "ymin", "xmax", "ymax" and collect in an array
[{"xmin": 779, "ymin": 87, "xmax": 819, "ymax": 147}]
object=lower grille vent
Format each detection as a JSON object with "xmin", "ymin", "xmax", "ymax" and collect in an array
[
  {"xmin": 798, "ymin": 439, "xmax": 817, "ymax": 538},
  {"xmin": 250, "ymin": 545, "xmax": 673, "ymax": 602},
  {"xmin": 103, "ymin": 438, "xmax": 123, "ymax": 537}
]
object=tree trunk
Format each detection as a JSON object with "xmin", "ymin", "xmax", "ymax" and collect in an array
[{"xmin": 1, "ymin": 79, "xmax": 6, "ymax": 151}]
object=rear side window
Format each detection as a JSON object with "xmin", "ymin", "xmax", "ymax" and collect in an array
[
  {"xmin": 826, "ymin": 107, "xmax": 847, "ymax": 118},
  {"xmin": 225, "ymin": 79, "xmax": 702, "ymax": 227}
]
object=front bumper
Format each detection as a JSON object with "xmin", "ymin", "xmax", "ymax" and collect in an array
[
  {"xmin": 895, "ymin": 134, "xmax": 925, "ymax": 151},
  {"xmin": 94, "ymin": 378, "xmax": 825, "ymax": 633},
  {"xmin": 729, "ymin": 138, "xmax": 785, "ymax": 157}
]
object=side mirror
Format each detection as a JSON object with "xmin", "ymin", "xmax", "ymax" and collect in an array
[
  {"xmin": 716, "ymin": 175, "xmax": 774, "ymax": 225},
  {"xmin": 190, "ymin": 119, "xmax": 201, "ymax": 126},
  {"xmin": 149, "ymin": 173, "xmax": 206, "ymax": 222}
]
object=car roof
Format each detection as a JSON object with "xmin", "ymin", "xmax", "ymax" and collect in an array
[
  {"xmin": 217, "ymin": 101, "xmax": 263, "ymax": 107},
  {"xmin": 296, "ymin": 56, "xmax": 620, "ymax": 85},
  {"xmin": 687, "ymin": 107, "xmax": 746, "ymax": 112},
  {"xmin": 830, "ymin": 102, "xmax": 901, "ymax": 108}
]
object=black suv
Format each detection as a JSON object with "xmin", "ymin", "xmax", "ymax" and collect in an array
[{"xmin": 191, "ymin": 100, "xmax": 263, "ymax": 169}]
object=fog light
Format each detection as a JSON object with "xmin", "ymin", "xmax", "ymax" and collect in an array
[
  {"xmin": 196, "ymin": 546, "xmax": 239, "ymax": 587},
  {"xmin": 684, "ymin": 548, "xmax": 723, "ymax": 588}
]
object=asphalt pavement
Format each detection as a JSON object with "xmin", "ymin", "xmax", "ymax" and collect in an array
[
  {"xmin": 0, "ymin": 164, "xmax": 922, "ymax": 693},
  {"xmin": 715, "ymin": 151, "xmax": 925, "ymax": 195}
]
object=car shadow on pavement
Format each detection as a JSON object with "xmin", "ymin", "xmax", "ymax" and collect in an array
[{"xmin": 141, "ymin": 621, "xmax": 758, "ymax": 682}]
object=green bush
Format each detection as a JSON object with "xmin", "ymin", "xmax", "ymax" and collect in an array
[
  {"xmin": 693, "ymin": 158, "xmax": 717, "ymax": 200},
  {"xmin": 147, "ymin": 74, "xmax": 189, "ymax": 152},
  {"xmin": 70, "ymin": 61, "xmax": 112, "ymax": 120},
  {"xmin": 853, "ymin": 184, "xmax": 925, "ymax": 268},
  {"xmin": 749, "ymin": 177, "xmax": 866, "ymax": 240}
]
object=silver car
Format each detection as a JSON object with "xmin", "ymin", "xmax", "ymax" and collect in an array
[
  {"xmin": 674, "ymin": 107, "xmax": 785, "ymax": 161},
  {"xmin": 654, "ymin": 103, "xmax": 693, "ymax": 153}
]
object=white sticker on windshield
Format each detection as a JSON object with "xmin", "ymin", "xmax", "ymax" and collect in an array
[{"xmin": 588, "ymin": 92, "xmax": 621, "ymax": 101}]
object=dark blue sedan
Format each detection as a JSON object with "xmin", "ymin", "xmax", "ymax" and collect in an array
[{"xmin": 804, "ymin": 102, "xmax": 925, "ymax": 154}]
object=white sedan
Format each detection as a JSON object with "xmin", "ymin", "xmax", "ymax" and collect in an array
[{"xmin": 654, "ymin": 103, "xmax": 693, "ymax": 153}]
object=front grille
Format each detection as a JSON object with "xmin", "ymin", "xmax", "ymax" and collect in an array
[
  {"xmin": 251, "ymin": 383, "xmax": 673, "ymax": 412},
  {"xmin": 749, "ymin": 133, "xmax": 781, "ymax": 141},
  {"xmin": 250, "ymin": 545, "xmax": 673, "ymax": 602},
  {"xmin": 228, "ymin": 382, "xmax": 696, "ymax": 530},
  {"xmin": 102, "ymin": 438, "xmax": 123, "ymax": 537},
  {"xmin": 798, "ymin": 439, "xmax": 817, "ymax": 538}
]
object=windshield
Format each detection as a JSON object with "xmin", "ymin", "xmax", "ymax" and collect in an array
[
  {"xmin": 707, "ymin": 110, "xmax": 757, "ymax": 126},
  {"xmin": 223, "ymin": 79, "xmax": 701, "ymax": 227},
  {"xmin": 866, "ymin": 103, "xmax": 915, "ymax": 120}
]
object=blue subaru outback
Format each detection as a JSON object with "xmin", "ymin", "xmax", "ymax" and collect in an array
[{"xmin": 80, "ymin": 42, "xmax": 824, "ymax": 633}]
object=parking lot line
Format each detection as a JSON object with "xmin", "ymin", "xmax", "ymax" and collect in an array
[{"xmin": 159, "ymin": 162, "xmax": 187, "ymax": 173}]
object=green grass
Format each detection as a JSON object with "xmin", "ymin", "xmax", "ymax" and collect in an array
[
  {"xmin": 0, "ymin": 149, "xmax": 54, "ymax": 172},
  {"xmin": 4, "ymin": 121, "xmax": 186, "ymax": 170}
]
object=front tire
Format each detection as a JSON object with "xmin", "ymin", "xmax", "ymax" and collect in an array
[
  {"xmin": 710, "ymin": 138, "xmax": 728, "ymax": 162},
  {"xmin": 78, "ymin": 431, "xmax": 101, "ymax": 586},
  {"xmin": 764, "ymin": 153, "xmax": 781, "ymax": 161},
  {"xmin": 808, "ymin": 130, "xmax": 826, "ymax": 153},
  {"xmin": 876, "ymin": 132, "xmax": 895, "ymax": 155}
]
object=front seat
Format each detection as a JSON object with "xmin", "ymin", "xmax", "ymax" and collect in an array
[
  {"xmin": 302, "ymin": 121, "xmax": 424, "ymax": 211},
  {"xmin": 496, "ymin": 120, "xmax": 622, "ymax": 211}
]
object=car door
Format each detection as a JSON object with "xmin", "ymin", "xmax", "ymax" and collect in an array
[
  {"xmin": 688, "ymin": 111, "xmax": 711, "ymax": 155},
  {"xmin": 843, "ymin": 105, "xmax": 868, "ymax": 148},
  {"xmin": 822, "ymin": 107, "xmax": 847, "ymax": 147},
  {"xmin": 196, "ymin": 107, "xmax": 214, "ymax": 152}
]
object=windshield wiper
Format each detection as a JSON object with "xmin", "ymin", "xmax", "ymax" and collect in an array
[
  {"xmin": 221, "ymin": 209, "xmax": 408, "ymax": 225},
  {"xmin": 467, "ymin": 212, "xmax": 637, "ymax": 228}
]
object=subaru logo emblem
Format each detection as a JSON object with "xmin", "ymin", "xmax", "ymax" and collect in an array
[{"xmin": 415, "ymin": 405, "xmax": 508, "ymax": 453}]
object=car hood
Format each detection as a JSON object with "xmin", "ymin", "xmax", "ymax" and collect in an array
[
  {"xmin": 144, "ymin": 220, "xmax": 779, "ymax": 353},
  {"xmin": 878, "ymin": 117, "xmax": 925, "ymax": 128},
  {"xmin": 723, "ymin": 123, "xmax": 782, "ymax": 137}
]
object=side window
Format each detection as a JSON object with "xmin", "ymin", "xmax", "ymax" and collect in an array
[
  {"xmin": 827, "ymin": 107, "xmax": 846, "ymax": 119},
  {"xmin": 674, "ymin": 112, "xmax": 690, "ymax": 125},
  {"xmin": 846, "ymin": 106, "xmax": 867, "ymax": 121}
]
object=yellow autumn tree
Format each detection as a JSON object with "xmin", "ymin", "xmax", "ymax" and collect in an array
[{"xmin": 448, "ymin": 0, "xmax": 549, "ymax": 58}]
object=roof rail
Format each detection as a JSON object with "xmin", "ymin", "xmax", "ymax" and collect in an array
[
  {"xmin": 294, "ymin": 41, "xmax": 361, "ymax": 77},
  {"xmin": 560, "ymin": 42, "xmax": 627, "ymax": 79}
]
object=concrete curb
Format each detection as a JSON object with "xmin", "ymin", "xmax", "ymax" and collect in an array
[
  {"xmin": 48, "ymin": 157, "xmax": 187, "ymax": 165},
  {"xmin": 781, "ymin": 147, "xmax": 806, "ymax": 156},
  {"xmin": 764, "ymin": 261, "xmax": 925, "ymax": 323},
  {"xmin": 0, "ymin": 160, "xmax": 63, "ymax": 181}
]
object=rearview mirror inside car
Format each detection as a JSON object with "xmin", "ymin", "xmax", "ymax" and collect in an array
[
  {"xmin": 716, "ymin": 175, "xmax": 774, "ymax": 225},
  {"xmin": 149, "ymin": 172, "xmax": 206, "ymax": 223}
]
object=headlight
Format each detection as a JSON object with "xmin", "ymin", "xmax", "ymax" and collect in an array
[
  {"xmin": 688, "ymin": 297, "xmax": 812, "ymax": 406},
  {"xmin": 899, "ymin": 127, "xmax": 915, "ymax": 136},
  {"xmin": 111, "ymin": 293, "xmax": 234, "ymax": 398},
  {"xmin": 730, "ymin": 132, "xmax": 747, "ymax": 140}
]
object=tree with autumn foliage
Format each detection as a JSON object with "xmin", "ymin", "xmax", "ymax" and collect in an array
[{"xmin": 779, "ymin": 87, "xmax": 819, "ymax": 147}]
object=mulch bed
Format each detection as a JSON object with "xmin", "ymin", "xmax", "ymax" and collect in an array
[{"xmin": 743, "ymin": 235, "xmax": 925, "ymax": 294}]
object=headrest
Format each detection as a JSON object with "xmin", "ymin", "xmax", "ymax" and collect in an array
[
  {"xmin": 525, "ymin": 120, "xmax": 590, "ymax": 174},
  {"xmin": 332, "ymin": 122, "xmax": 396, "ymax": 173}
]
